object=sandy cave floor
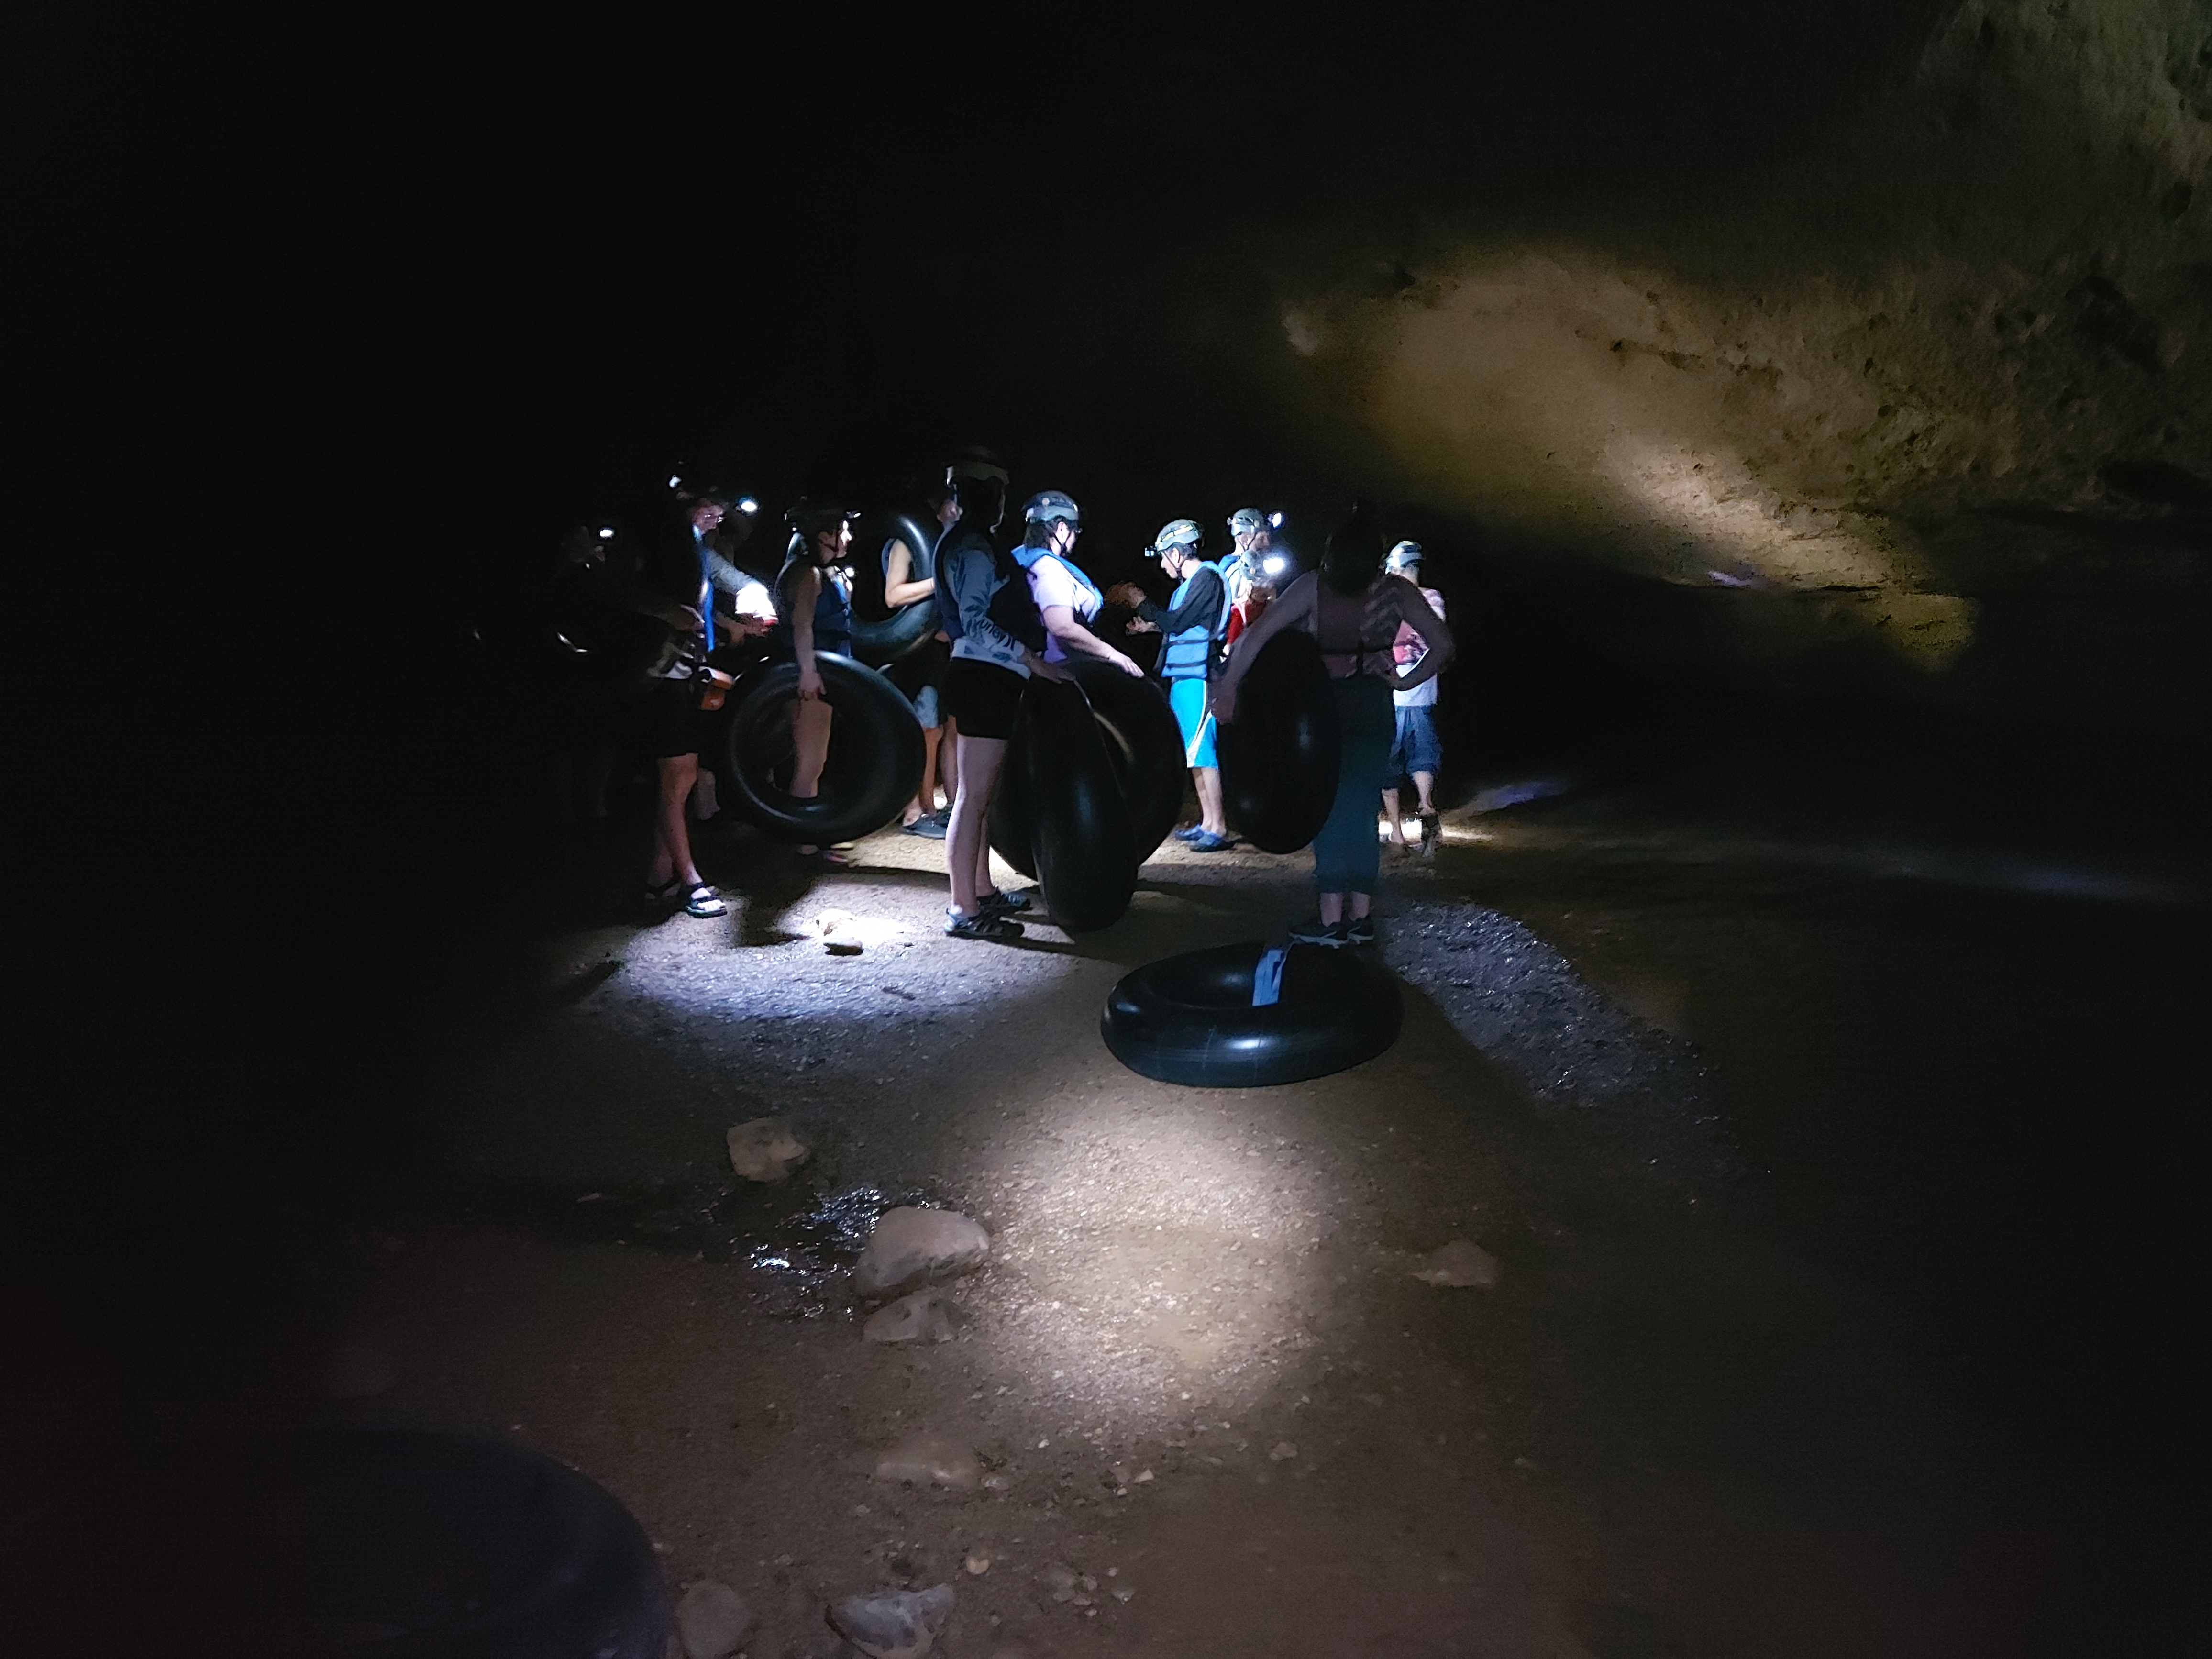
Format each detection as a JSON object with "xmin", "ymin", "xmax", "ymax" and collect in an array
[{"xmin": 305, "ymin": 801, "xmax": 2202, "ymax": 1657}]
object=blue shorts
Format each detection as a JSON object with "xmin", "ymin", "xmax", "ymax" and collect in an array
[
  {"xmin": 1168, "ymin": 676, "xmax": 1217, "ymax": 769},
  {"xmin": 1389, "ymin": 705, "xmax": 1441, "ymax": 780},
  {"xmin": 908, "ymin": 682, "xmax": 940, "ymax": 729}
]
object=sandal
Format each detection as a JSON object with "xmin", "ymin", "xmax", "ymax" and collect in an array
[
  {"xmin": 642, "ymin": 875, "xmax": 681, "ymax": 910},
  {"xmin": 974, "ymin": 887, "xmax": 1031, "ymax": 917},
  {"xmin": 681, "ymin": 882, "xmax": 728, "ymax": 918}
]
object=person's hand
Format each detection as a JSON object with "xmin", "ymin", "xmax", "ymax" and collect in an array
[
  {"xmin": 1113, "ymin": 651, "xmax": 1143, "ymax": 677},
  {"xmin": 1211, "ymin": 685, "xmax": 1238, "ymax": 724},
  {"xmin": 797, "ymin": 666, "xmax": 825, "ymax": 700},
  {"xmin": 1106, "ymin": 581, "xmax": 1147, "ymax": 610},
  {"xmin": 739, "ymin": 615, "xmax": 774, "ymax": 638},
  {"xmin": 670, "ymin": 604, "xmax": 705, "ymax": 634},
  {"xmin": 1125, "ymin": 617, "xmax": 1158, "ymax": 635}
]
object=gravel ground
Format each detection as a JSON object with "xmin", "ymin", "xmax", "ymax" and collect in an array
[{"xmin": 301, "ymin": 810, "xmax": 2190, "ymax": 1655}]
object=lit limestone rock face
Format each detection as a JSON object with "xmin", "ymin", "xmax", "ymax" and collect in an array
[{"xmin": 1266, "ymin": 0, "xmax": 2209, "ymax": 669}]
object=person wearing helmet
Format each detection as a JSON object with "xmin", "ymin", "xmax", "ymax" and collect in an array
[
  {"xmin": 933, "ymin": 472, "xmax": 1069, "ymax": 940},
  {"xmin": 774, "ymin": 501, "xmax": 857, "ymax": 863},
  {"xmin": 1109, "ymin": 519, "xmax": 1234, "ymax": 850},
  {"xmin": 1016, "ymin": 491, "xmax": 1144, "ymax": 678},
  {"xmin": 1214, "ymin": 502, "xmax": 1453, "ymax": 947},
  {"xmin": 1380, "ymin": 541, "xmax": 1446, "ymax": 849}
]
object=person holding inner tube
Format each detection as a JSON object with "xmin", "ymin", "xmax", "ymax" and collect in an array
[
  {"xmin": 935, "ymin": 472, "xmax": 1070, "ymax": 940},
  {"xmin": 773, "ymin": 501, "xmax": 857, "ymax": 865},
  {"xmin": 1380, "ymin": 540, "xmax": 1447, "ymax": 850},
  {"xmin": 885, "ymin": 481, "xmax": 962, "ymax": 837},
  {"xmin": 1016, "ymin": 491, "xmax": 1145, "ymax": 680},
  {"xmin": 1108, "ymin": 518, "xmax": 1234, "ymax": 851},
  {"xmin": 1214, "ymin": 502, "xmax": 1453, "ymax": 947}
]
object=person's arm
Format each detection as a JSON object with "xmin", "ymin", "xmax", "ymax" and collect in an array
[
  {"xmin": 947, "ymin": 543, "xmax": 1034, "ymax": 666},
  {"xmin": 1211, "ymin": 572, "xmax": 1316, "ymax": 721},
  {"xmin": 790, "ymin": 565, "xmax": 824, "ymax": 698},
  {"xmin": 1040, "ymin": 606, "xmax": 1143, "ymax": 675},
  {"xmin": 1131, "ymin": 566, "xmax": 1226, "ymax": 637},
  {"xmin": 882, "ymin": 540, "xmax": 934, "ymax": 608},
  {"xmin": 1384, "ymin": 578, "xmax": 1454, "ymax": 695}
]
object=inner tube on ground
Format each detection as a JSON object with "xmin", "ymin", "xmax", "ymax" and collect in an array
[
  {"xmin": 1024, "ymin": 677, "xmax": 1138, "ymax": 932},
  {"xmin": 1065, "ymin": 662, "xmax": 1186, "ymax": 865},
  {"xmin": 216, "ymin": 1428, "xmax": 671, "ymax": 1659},
  {"xmin": 719, "ymin": 652, "xmax": 924, "ymax": 844},
  {"xmin": 1217, "ymin": 629, "xmax": 1341, "ymax": 854},
  {"xmin": 847, "ymin": 509, "xmax": 941, "ymax": 666},
  {"xmin": 1102, "ymin": 940, "xmax": 1403, "ymax": 1087}
]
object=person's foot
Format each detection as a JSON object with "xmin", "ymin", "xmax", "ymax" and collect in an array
[
  {"xmin": 1186, "ymin": 830, "xmax": 1235, "ymax": 852},
  {"xmin": 681, "ymin": 881, "xmax": 728, "ymax": 918},
  {"xmin": 1289, "ymin": 918, "xmax": 1349, "ymax": 947},
  {"xmin": 973, "ymin": 887, "xmax": 1031, "ymax": 918},
  {"xmin": 642, "ymin": 875, "xmax": 680, "ymax": 910},
  {"xmin": 1342, "ymin": 915, "xmax": 1376, "ymax": 946},
  {"xmin": 903, "ymin": 810, "xmax": 949, "ymax": 840},
  {"xmin": 946, "ymin": 908, "xmax": 1023, "ymax": 941},
  {"xmin": 1172, "ymin": 824, "xmax": 1207, "ymax": 842},
  {"xmin": 1418, "ymin": 808, "xmax": 1439, "ymax": 848}
]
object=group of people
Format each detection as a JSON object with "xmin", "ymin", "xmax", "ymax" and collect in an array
[{"xmin": 545, "ymin": 465, "xmax": 1454, "ymax": 948}]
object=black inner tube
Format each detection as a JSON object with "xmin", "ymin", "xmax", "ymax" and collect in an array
[
  {"xmin": 1217, "ymin": 629, "xmax": 1342, "ymax": 854},
  {"xmin": 1101, "ymin": 940, "xmax": 1403, "ymax": 1087},
  {"xmin": 1020, "ymin": 676, "xmax": 1138, "ymax": 932},
  {"xmin": 847, "ymin": 509, "xmax": 941, "ymax": 666},
  {"xmin": 718, "ymin": 653, "xmax": 924, "ymax": 844}
]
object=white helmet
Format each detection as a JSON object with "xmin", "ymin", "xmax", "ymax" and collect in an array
[
  {"xmin": 1150, "ymin": 519, "xmax": 1203, "ymax": 557},
  {"xmin": 1385, "ymin": 540, "xmax": 1424, "ymax": 574}
]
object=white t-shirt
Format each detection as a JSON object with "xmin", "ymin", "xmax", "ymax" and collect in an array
[
  {"xmin": 1393, "ymin": 587, "xmax": 1445, "ymax": 708},
  {"xmin": 1026, "ymin": 553, "xmax": 1100, "ymax": 664}
]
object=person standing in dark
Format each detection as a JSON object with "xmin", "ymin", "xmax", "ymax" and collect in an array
[
  {"xmin": 932, "ymin": 471, "xmax": 1068, "ymax": 939},
  {"xmin": 885, "ymin": 480, "xmax": 963, "ymax": 836},
  {"xmin": 773, "ymin": 502, "xmax": 856, "ymax": 863},
  {"xmin": 1214, "ymin": 502, "xmax": 1453, "ymax": 946},
  {"xmin": 1109, "ymin": 518, "xmax": 1234, "ymax": 850},
  {"xmin": 630, "ymin": 485, "xmax": 733, "ymax": 918}
]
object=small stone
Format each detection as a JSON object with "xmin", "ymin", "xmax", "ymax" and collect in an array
[
  {"xmin": 1413, "ymin": 1239, "xmax": 1501, "ymax": 1288},
  {"xmin": 1112, "ymin": 1586, "xmax": 1135, "ymax": 1603},
  {"xmin": 726, "ymin": 1117, "xmax": 811, "ymax": 1183},
  {"xmin": 828, "ymin": 1584, "xmax": 955, "ymax": 1659},
  {"xmin": 863, "ymin": 1290, "xmax": 962, "ymax": 1346},
  {"xmin": 676, "ymin": 1580, "xmax": 755, "ymax": 1659},
  {"xmin": 1268, "ymin": 1441, "xmax": 1298, "ymax": 1461},
  {"xmin": 873, "ymin": 1434, "xmax": 981, "ymax": 1491},
  {"xmin": 1039, "ymin": 1561, "xmax": 1078, "ymax": 1602},
  {"xmin": 853, "ymin": 1207, "xmax": 991, "ymax": 1299},
  {"xmin": 825, "ymin": 940, "xmax": 864, "ymax": 956},
  {"xmin": 964, "ymin": 1551, "xmax": 992, "ymax": 1575},
  {"xmin": 1133, "ymin": 1468, "xmax": 1154, "ymax": 1483}
]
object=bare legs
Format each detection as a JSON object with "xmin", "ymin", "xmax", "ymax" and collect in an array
[
  {"xmin": 1382, "ymin": 785, "xmax": 1408, "ymax": 845},
  {"xmin": 946, "ymin": 732, "xmax": 1007, "ymax": 917},
  {"xmin": 649, "ymin": 754, "xmax": 705, "ymax": 888},
  {"xmin": 1313, "ymin": 890, "xmax": 1372, "ymax": 928},
  {"xmin": 1193, "ymin": 764, "xmax": 1226, "ymax": 838},
  {"xmin": 904, "ymin": 723, "xmax": 947, "ymax": 825},
  {"xmin": 791, "ymin": 697, "xmax": 834, "ymax": 854}
]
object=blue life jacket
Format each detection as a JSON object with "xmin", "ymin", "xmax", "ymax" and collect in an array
[
  {"xmin": 1161, "ymin": 560, "xmax": 1231, "ymax": 680},
  {"xmin": 772, "ymin": 552, "xmax": 852, "ymax": 659}
]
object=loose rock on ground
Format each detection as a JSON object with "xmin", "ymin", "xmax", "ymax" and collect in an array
[{"xmin": 852, "ymin": 1207, "xmax": 990, "ymax": 1299}]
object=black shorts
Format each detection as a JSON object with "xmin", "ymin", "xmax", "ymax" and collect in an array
[
  {"xmin": 631, "ymin": 677, "xmax": 708, "ymax": 760},
  {"xmin": 942, "ymin": 658, "xmax": 1026, "ymax": 740}
]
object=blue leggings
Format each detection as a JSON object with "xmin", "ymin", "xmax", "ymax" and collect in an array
[{"xmin": 1312, "ymin": 674, "xmax": 1394, "ymax": 896}]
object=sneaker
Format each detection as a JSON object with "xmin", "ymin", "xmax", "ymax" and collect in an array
[
  {"xmin": 974, "ymin": 887, "xmax": 1031, "ymax": 917},
  {"xmin": 1343, "ymin": 915, "xmax": 1376, "ymax": 946},
  {"xmin": 946, "ymin": 908, "xmax": 1023, "ymax": 941},
  {"xmin": 1186, "ymin": 830, "xmax": 1234, "ymax": 852},
  {"xmin": 1172, "ymin": 824, "xmax": 1207, "ymax": 842},
  {"xmin": 1288, "ymin": 918, "xmax": 1349, "ymax": 947},
  {"xmin": 901, "ymin": 810, "xmax": 948, "ymax": 839}
]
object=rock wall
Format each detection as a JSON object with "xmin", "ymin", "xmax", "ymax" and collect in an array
[{"xmin": 1256, "ymin": 0, "xmax": 2211, "ymax": 688}]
